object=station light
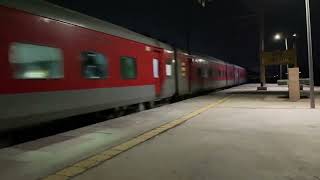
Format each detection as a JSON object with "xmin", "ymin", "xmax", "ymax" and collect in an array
[
  {"xmin": 198, "ymin": 0, "xmax": 211, "ymax": 7},
  {"xmin": 274, "ymin": 34, "xmax": 282, "ymax": 40}
]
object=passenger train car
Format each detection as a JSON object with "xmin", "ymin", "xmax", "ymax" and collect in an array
[{"xmin": 0, "ymin": 0, "xmax": 246, "ymax": 132}]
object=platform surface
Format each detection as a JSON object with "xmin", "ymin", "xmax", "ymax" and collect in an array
[{"xmin": 1, "ymin": 84, "xmax": 320, "ymax": 180}]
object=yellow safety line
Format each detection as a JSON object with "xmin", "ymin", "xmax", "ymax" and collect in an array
[{"xmin": 42, "ymin": 95, "xmax": 231, "ymax": 180}]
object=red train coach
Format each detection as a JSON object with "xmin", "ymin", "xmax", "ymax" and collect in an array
[
  {"xmin": 0, "ymin": 0, "xmax": 246, "ymax": 132},
  {"xmin": 0, "ymin": 0, "xmax": 177, "ymax": 131}
]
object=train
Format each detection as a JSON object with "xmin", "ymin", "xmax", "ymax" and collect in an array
[{"xmin": 0, "ymin": 0, "xmax": 246, "ymax": 132}]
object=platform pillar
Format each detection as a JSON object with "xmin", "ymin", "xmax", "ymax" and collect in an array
[{"xmin": 288, "ymin": 68, "xmax": 300, "ymax": 102}]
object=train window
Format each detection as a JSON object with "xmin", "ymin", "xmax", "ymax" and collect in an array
[
  {"xmin": 153, "ymin": 59, "xmax": 159, "ymax": 78},
  {"xmin": 121, "ymin": 56, "xmax": 137, "ymax": 79},
  {"xmin": 208, "ymin": 68, "xmax": 213, "ymax": 77},
  {"xmin": 81, "ymin": 52, "xmax": 107, "ymax": 79},
  {"xmin": 166, "ymin": 64, "xmax": 172, "ymax": 77},
  {"xmin": 9, "ymin": 43, "xmax": 63, "ymax": 79},
  {"xmin": 166, "ymin": 59, "xmax": 174, "ymax": 77}
]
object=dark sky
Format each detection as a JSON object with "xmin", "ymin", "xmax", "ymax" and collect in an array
[{"xmin": 47, "ymin": 0, "xmax": 320, "ymax": 82}]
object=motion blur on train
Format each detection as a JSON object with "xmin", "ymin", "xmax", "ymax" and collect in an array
[{"xmin": 0, "ymin": 0, "xmax": 247, "ymax": 132}]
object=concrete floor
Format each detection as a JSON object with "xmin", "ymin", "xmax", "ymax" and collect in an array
[
  {"xmin": 1, "ymin": 84, "xmax": 320, "ymax": 180},
  {"xmin": 76, "ymin": 109, "xmax": 320, "ymax": 180},
  {"xmin": 75, "ymin": 84, "xmax": 320, "ymax": 180}
]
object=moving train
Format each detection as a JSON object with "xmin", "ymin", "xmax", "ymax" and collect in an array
[{"xmin": 0, "ymin": 0, "xmax": 246, "ymax": 132}]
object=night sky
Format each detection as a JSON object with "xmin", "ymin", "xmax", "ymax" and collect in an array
[{"xmin": 47, "ymin": 0, "xmax": 320, "ymax": 83}]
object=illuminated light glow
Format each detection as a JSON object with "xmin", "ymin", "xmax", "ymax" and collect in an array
[
  {"xmin": 42, "ymin": 17, "xmax": 52, "ymax": 23},
  {"xmin": 42, "ymin": 17, "xmax": 84, "ymax": 28},
  {"xmin": 70, "ymin": 22, "xmax": 85, "ymax": 27},
  {"xmin": 59, "ymin": 18, "xmax": 85, "ymax": 28},
  {"xmin": 145, "ymin": 46, "xmax": 151, "ymax": 51},
  {"xmin": 165, "ymin": 49, "xmax": 174, "ymax": 54},
  {"xmin": 23, "ymin": 71, "xmax": 48, "ymax": 78},
  {"xmin": 198, "ymin": 59, "xmax": 206, "ymax": 63},
  {"xmin": 274, "ymin": 34, "xmax": 282, "ymax": 40},
  {"xmin": 172, "ymin": 59, "xmax": 176, "ymax": 63},
  {"xmin": 293, "ymin": 33, "xmax": 297, "ymax": 37}
]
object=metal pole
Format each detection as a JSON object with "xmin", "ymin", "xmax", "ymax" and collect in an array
[
  {"xmin": 285, "ymin": 38, "xmax": 288, "ymax": 50},
  {"xmin": 259, "ymin": 13, "xmax": 266, "ymax": 87},
  {"xmin": 305, "ymin": 0, "xmax": 315, "ymax": 108},
  {"xmin": 285, "ymin": 38, "xmax": 289, "ymax": 78},
  {"xmin": 280, "ymin": 65, "xmax": 283, "ymax": 80}
]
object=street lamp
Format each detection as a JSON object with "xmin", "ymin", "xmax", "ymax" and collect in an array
[
  {"xmin": 197, "ymin": 0, "xmax": 212, "ymax": 7},
  {"xmin": 274, "ymin": 34, "xmax": 281, "ymax": 40},
  {"xmin": 274, "ymin": 33, "xmax": 290, "ymax": 80},
  {"xmin": 274, "ymin": 33, "xmax": 298, "ymax": 47},
  {"xmin": 273, "ymin": 33, "xmax": 297, "ymax": 80}
]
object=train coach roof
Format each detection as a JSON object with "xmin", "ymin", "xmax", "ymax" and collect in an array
[
  {"xmin": 193, "ymin": 54, "xmax": 226, "ymax": 65},
  {"xmin": 0, "ymin": 0, "xmax": 173, "ymax": 50},
  {"xmin": 195, "ymin": 54, "xmax": 245, "ymax": 69},
  {"xmin": 234, "ymin": 65, "xmax": 245, "ymax": 69},
  {"xmin": 197, "ymin": 54, "xmax": 246, "ymax": 69}
]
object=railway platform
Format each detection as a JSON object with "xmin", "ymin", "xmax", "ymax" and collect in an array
[{"xmin": 1, "ymin": 84, "xmax": 320, "ymax": 180}]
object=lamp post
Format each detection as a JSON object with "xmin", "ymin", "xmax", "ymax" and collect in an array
[
  {"xmin": 274, "ymin": 33, "xmax": 296, "ymax": 79},
  {"xmin": 259, "ymin": 12, "xmax": 266, "ymax": 89},
  {"xmin": 305, "ymin": 0, "xmax": 315, "ymax": 108},
  {"xmin": 274, "ymin": 33, "xmax": 288, "ymax": 79}
]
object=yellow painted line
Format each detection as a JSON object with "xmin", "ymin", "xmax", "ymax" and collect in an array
[
  {"xmin": 42, "ymin": 95, "xmax": 231, "ymax": 180},
  {"xmin": 56, "ymin": 166, "xmax": 86, "ymax": 177},
  {"xmin": 43, "ymin": 175, "xmax": 69, "ymax": 180}
]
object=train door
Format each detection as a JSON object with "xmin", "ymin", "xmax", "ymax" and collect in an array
[
  {"xmin": 176, "ymin": 52, "xmax": 191, "ymax": 95},
  {"xmin": 235, "ymin": 67, "xmax": 238, "ymax": 85},
  {"xmin": 199, "ymin": 64, "xmax": 205, "ymax": 91},
  {"xmin": 225, "ymin": 64, "xmax": 228, "ymax": 86},
  {"xmin": 152, "ymin": 51, "xmax": 162, "ymax": 96},
  {"xmin": 235, "ymin": 68, "xmax": 239, "ymax": 85}
]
